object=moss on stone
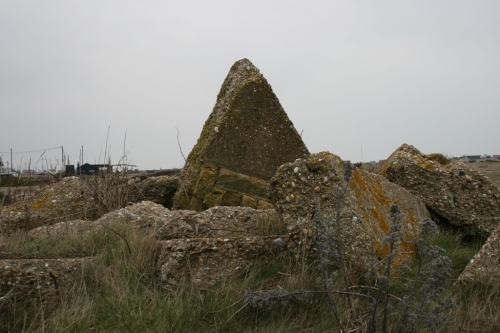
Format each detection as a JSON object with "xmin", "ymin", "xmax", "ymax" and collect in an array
[
  {"xmin": 427, "ymin": 153, "xmax": 451, "ymax": 165},
  {"xmin": 241, "ymin": 195, "xmax": 258, "ymax": 208},
  {"xmin": 221, "ymin": 191, "xmax": 241, "ymax": 206}
]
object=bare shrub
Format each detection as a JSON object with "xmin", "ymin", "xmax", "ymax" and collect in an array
[{"xmin": 80, "ymin": 169, "xmax": 131, "ymax": 216}]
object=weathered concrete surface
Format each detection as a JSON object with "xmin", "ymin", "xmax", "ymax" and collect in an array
[
  {"xmin": 127, "ymin": 175, "xmax": 179, "ymax": 209},
  {"xmin": 174, "ymin": 58, "xmax": 309, "ymax": 211},
  {"xmin": 456, "ymin": 223, "xmax": 500, "ymax": 286},
  {"xmin": 0, "ymin": 177, "xmax": 97, "ymax": 232},
  {"xmin": 99, "ymin": 203, "xmax": 284, "ymax": 239},
  {"xmin": 186, "ymin": 206, "xmax": 285, "ymax": 238},
  {"xmin": 380, "ymin": 144, "xmax": 500, "ymax": 237},
  {"xmin": 269, "ymin": 152, "xmax": 430, "ymax": 271},
  {"xmin": 0, "ymin": 258, "xmax": 85, "ymax": 305},
  {"xmin": 158, "ymin": 236, "xmax": 287, "ymax": 286},
  {"xmin": 26, "ymin": 201, "xmax": 191, "ymax": 241},
  {"xmin": 28, "ymin": 219, "xmax": 98, "ymax": 239},
  {"xmin": 28, "ymin": 202, "xmax": 284, "ymax": 241}
]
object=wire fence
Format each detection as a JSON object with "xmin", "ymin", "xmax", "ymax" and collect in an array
[{"xmin": 0, "ymin": 146, "xmax": 65, "ymax": 174}]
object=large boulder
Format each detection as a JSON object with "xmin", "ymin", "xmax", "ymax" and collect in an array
[
  {"xmin": 380, "ymin": 144, "xmax": 500, "ymax": 237},
  {"xmin": 173, "ymin": 58, "xmax": 309, "ymax": 211},
  {"xmin": 158, "ymin": 236, "xmax": 287, "ymax": 287},
  {"xmin": 269, "ymin": 152, "xmax": 430, "ymax": 271},
  {"xmin": 176, "ymin": 205, "xmax": 284, "ymax": 238},
  {"xmin": 456, "ymin": 223, "xmax": 500, "ymax": 286},
  {"xmin": 0, "ymin": 177, "xmax": 97, "ymax": 232}
]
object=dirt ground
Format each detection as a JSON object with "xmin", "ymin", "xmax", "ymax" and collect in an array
[{"xmin": 466, "ymin": 160, "xmax": 500, "ymax": 188}]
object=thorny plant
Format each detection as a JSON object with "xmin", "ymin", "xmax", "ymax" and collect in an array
[{"xmin": 243, "ymin": 161, "xmax": 455, "ymax": 333}]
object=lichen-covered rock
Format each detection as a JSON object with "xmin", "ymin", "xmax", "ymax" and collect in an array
[
  {"xmin": 0, "ymin": 177, "xmax": 97, "ymax": 232},
  {"xmin": 158, "ymin": 236, "xmax": 287, "ymax": 286},
  {"xmin": 127, "ymin": 175, "xmax": 179, "ymax": 209},
  {"xmin": 0, "ymin": 258, "xmax": 85, "ymax": 305},
  {"xmin": 173, "ymin": 58, "xmax": 309, "ymax": 211},
  {"xmin": 456, "ymin": 223, "xmax": 500, "ymax": 286},
  {"xmin": 269, "ymin": 152, "xmax": 430, "ymax": 271},
  {"xmin": 380, "ymin": 144, "xmax": 500, "ymax": 237}
]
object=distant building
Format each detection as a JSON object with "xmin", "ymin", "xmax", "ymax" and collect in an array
[
  {"xmin": 0, "ymin": 166, "xmax": 10, "ymax": 176},
  {"xmin": 78, "ymin": 163, "xmax": 111, "ymax": 175},
  {"xmin": 466, "ymin": 155, "xmax": 481, "ymax": 160},
  {"xmin": 65, "ymin": 165, "xmax": 76, "ymax": 175}
]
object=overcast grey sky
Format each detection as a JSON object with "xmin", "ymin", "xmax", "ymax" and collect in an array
[{"xmin": 1, "ymin": 0, "xmax": 499, "ymax": 171}]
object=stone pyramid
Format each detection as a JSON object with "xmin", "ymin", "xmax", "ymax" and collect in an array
[{"xmin": 174, "ymin": 59, "xmax": 309, "ymax": 211}]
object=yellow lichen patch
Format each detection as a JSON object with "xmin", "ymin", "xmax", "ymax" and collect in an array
[
  {"xmin": 372, "ymin": 185, "xmax": 391, "ymax": 208},
  {"xmin": 31, "ymin": 192, "xmax": 55, "ymax": 211},
  {"xmin": 373, "ymin": 241, "xmax": 390, "ymax": 259},
  {"xmin": 415, "ymin": 155, "xmax": 437, "ymax": 171},
  {"xmin": 352, "ymin": 170, "xmax": 368, "ymax": 192},
  {"xmin": 408, "ymin": 210, "xmax": 416, "ymax": 223},
  {"xmin": 370, "ymin": 207, "xmax": 389, "ymax": 233},
  {"xmin": 399, "ymin": 241, "xmax": 416, "ymax": 255}
]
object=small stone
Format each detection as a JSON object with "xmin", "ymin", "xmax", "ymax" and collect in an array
[{"xmin": 273, "ymin": 238, "xmax": 286, "ymax": 247}]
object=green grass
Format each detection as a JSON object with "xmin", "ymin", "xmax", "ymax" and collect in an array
[{"xmin": 427, "ymin": 230, "xmax": 481, "ymax": 281}]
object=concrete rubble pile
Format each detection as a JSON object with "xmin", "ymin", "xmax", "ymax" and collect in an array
[
  {"xmin": 3, "ymin": 59, "xmax": 500, "ymax": 319},
  {"xmin": 21, "ymin": 201, "xmax": 286, "ymax": 287}
]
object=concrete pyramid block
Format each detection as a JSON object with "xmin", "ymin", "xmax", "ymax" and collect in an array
[{"xmin": 174, "ymin": 59, "xmax": 309, "ymax": 210}]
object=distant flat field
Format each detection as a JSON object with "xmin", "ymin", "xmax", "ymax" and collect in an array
[
  {"xmin": 362, "ymin": 160, "xmax": 500, "ymax": 189},
  {"xmin": 466, "ymin": 160, "xmax": 500, "ymax": 188}
]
